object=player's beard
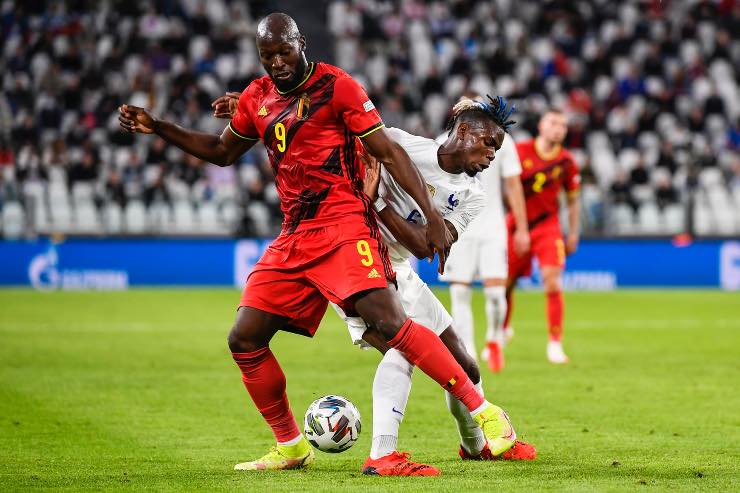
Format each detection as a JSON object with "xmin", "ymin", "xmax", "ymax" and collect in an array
[{"xmin": 273, "ymin": 56, "xmax": 308, "ymax": 93}]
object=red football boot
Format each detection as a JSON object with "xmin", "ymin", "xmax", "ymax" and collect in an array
[
  {"xmin": 486, "ymin": 340, "xmax": 504, "ymax": 373},
  {"xmin": 459, "ymin": 440, "xmax": 537, "ymax": 461},
  {"xmin": 362, "ymin": 451, "xmax": 440, "ymax": 476}
]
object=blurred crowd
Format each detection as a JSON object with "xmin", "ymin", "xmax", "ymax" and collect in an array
[{"xmin": 1, "ymin": 0, "xmax": 739, "ymax": 238}]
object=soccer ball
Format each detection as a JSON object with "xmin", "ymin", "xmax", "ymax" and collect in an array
[{"xmin": 303, "ymin": 395, "xmax": 361, "ymax": 453}]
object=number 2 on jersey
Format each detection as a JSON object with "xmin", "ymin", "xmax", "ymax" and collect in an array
[
  {"xmin": 532, "ymin": 172, "xmax": 547, "ymax": 193},
  {"xmin": 275, "ymin": 122, "xmax": 286, "ymax": 152},
  {"xmin": 356, "ymin": 240, "xmax": 374, "ymax": 267}
]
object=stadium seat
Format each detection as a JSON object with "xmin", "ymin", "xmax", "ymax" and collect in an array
[
  {"xmin": 663, "ymin": 204, "xmax": 685, "ymax": 234},
  {"xmin": 637, "ymin": 201, "xmax": 661, "ymax": 234},
  {"xmin": 632, "ymin": 185, "xmax": 654, "ymax": 205},
  {"xmin": 50, "ymin": 199, "xmax": 74, "ymax": 232},
  {"xmin": 102, "ymin": 203, "xmax": 123, "ymax": 234},
  {"xmin": 172, "ymin": 201, "xmax": 195, "ymax": 233},
  {"xmin": 1, "ymin": 201, "xmax": 26, "ymax": 239},
  {"xmin": 692, "ymin": 203, "xmax": 714, "ymax": 236},
  {"xmin": 74, "ymin": 200, "xmax": 101, "ymax": 234},
  {"xmin": 221, "ymin": 200, "xmax": 241, "ymax": 228},
  {"xmin": 124, "ymin": 200, "xmax": 147, "ymax": 234},
  {"xmin": 246, "ymin": 202, "xmax": 272, "ymax": 237},
  {"xmin": 609, "ymin": 203, "xmax": 635, "ymax": 234},
  {"xmin": 147, "ymin": 202, "xmax": 171, "ymax": 232},
  {"xmin": 196, "ymin": 202, "xmax": 221, "ymax": 234}
]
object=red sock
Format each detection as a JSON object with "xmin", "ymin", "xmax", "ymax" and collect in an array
[
  {"xmin": 232, "ymin": 348, "xmax": 301, "ymax": 443},
  {"xmin": 503, "ymin": 290, "xmax": 513, "ymax": 328},
  {"xmin": 389, "ymin": 319, "xmax": 485, "ymax": 412},
  {"xmin": 546, "ymin": 291, "xmax": 564, "ymax": 341}
]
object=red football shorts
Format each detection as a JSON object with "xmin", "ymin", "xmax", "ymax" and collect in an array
[
  {"xmin": 508, "ymin": 216, "xmax": 565, "ymax": 280},
  {"xmin": 239, "ymin": 220, "xmax": 394, "ymax": 336}
]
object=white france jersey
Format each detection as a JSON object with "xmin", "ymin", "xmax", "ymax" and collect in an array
[
  {"xmin": 380, "ymin": 127, "xmax": 486, "ymax": 262},
  {"xmin": 436, "ymin": 132, "xmax": 521, "ymax": 239}
]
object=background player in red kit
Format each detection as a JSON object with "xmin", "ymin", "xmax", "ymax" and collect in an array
[
  {"xmin": 505, "ymin": 110, "xmax": 581, "ymax": 364},
  {"xmin": 119, "ymin": 13, "xmax": 520, "ymax": 474}
]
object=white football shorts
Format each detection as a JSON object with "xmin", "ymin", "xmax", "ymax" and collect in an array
[
  {"xmin": 439, "ymin": 234, "xmax": 508, "ymax": 283},
  {"xmin": 331, "ymin": 260, "xmax": 453, "ymax": 349}
]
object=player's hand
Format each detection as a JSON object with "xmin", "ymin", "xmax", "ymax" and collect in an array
[
  {"xmin": 360, "ymin": 151, "xmax": 381, "ymax": 200},
  {"xmin": 211, "ymin": 92, "xmax": 240, "ymax": 119},
  {"xmin": 118, "ymin": 105, "xmax": 156, "ymax": 134},
  {"xmin": 566, "ymin": 232, "xmax": 579, "ymax": 255},
  {"xmin": 513, "ymin": 227, "xmax": 531, "ymax": 257},
  {"xmin": 426, "ymin": 211, "xmax": 452, "ymax": 274}
]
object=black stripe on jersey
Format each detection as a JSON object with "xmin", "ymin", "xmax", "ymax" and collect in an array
[
  {"xmin": 263, "ymin": 74, "xmax": 337, "ymax": 164},
  {"xmin": 274, "ymin": 77, "xmax": 337, "ymax": 168},
  {"xmin": 319, "ymin": 146, "xmax": 343, "ymax": 176},
  {"xmin": 285, "ymin": 186, "xmax": 331, "ymax": 234}
]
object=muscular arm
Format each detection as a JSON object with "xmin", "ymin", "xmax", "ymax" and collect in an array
[
  {"xmin": 361, "ymin": 128, "xmax": 452, "ymax": 270},
  {"xmin": 503, "ymin": 175, "xmax": 531, "ymax": 255},
  {"xmin": 119, "ymin": 104, "xmax": 255, "ymax": 167},
  {"xmin": 378, "ymin": 204, "xmax": 458, "ymax": 260}
]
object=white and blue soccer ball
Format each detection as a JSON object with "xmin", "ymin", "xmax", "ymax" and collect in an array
[{"xmin": 303, "ymin": 395, "xmax": 361, "ymax": 453}]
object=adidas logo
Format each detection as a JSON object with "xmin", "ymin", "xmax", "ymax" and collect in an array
[
  {"xmin": 257, "ymin": 105, "xmax": 268, "ymax": 117},
  {"xmin": 367, "ymin": 268, "xmax": 381, "ymax": 279}
]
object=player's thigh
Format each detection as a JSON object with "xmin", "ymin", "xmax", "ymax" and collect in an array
[
  {"xmin": 532, "ymin": 231, "xmax": 565, "ymax": 292},
  {"xmin": 240, "ymin": 266, "xmax": 328, "ymax": 338},
  {"xmin": 439, "ymin": 235, "xmax": 479, "ymax": 283},
  {"xmin": 480, "ymin": 236, "xmax": 509, "ymax": 282},
  {"xmin": 396, "ymin": 263, "xmax": 453, "ymax": 334}
]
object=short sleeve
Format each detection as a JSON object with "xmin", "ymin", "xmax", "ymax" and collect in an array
[
  {"xmin": 563, "ymin": 152, "xmax": 581, "ymax": 195},
  {"xmin": 229, "ymin": 84, "xmax": 260, "ymax": 141},
  {"xmin": 332, "ymin": 76, "xmax": 384, "ymax": 138},
  {"xmin": 499, "ymin": 135, "xmax": 522, "ymax": 178},
  {"xmin": 445, "ymin": 186, "xmax": 486, "ymax": 239}
]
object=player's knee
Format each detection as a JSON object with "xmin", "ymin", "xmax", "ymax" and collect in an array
[
  {"xmin": 374, "ymin": 315, "xmax": 407, "ymax": 341},
  {"xmin": 227, "ymin": 322, "xmax": 263, "ymax": 353}
]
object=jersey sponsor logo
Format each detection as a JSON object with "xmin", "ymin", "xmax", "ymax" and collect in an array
[
  {"xmin": 445, "ymin": 193, "xmax": 459, "ymax": 211},
  {"xmin": 296, "ymin": 93, "xmax": 311, "ymax": 121},
  {"xmin": 367, "ymin": 268, "xmax": 381, "ymax": 279},
  {"xmin": 406, "ymin": 209, "xmax": 422, "ymax": 224},
  {"xmin": 363, "ymin": 100, "xmax": 375, "ymax": 112},
  {"xmin": 426, "ymin": 183, "xmax": 436, "ymax": 196},
  {"xmin": 257, "ymin": 105, "xmax": 268, "ymax": 117}
]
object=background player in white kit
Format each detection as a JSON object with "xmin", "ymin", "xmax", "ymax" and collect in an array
[
  {"xmin": 439, "ymin": 113, "xmax": 530, "ymax": 372},
  {"xmin": 335, "ymin": 97, "xmax": 535, "ymax": 476}
]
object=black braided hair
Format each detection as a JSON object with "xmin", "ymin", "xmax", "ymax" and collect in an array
[{"xmin": 446, "ymin": 95, "xmax": 516, "ymax": 135}]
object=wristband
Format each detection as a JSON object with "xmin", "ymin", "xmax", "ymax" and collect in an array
[{"xmin": 373, "ymin": 197, "xmax": 387, "ymax": 212}]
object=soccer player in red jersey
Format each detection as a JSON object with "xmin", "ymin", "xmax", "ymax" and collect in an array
[
  {"xmin": 505, "ymin": 110, "xmax": 581, "ymax": 364},
  {"xmin": 119, "ymin": 13, "xmax": 518, "ymax": 473}
]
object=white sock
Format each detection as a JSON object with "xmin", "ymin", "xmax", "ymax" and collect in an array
[
  {"xmin": 449, "ymin": 284, "xmax": 476, "ymax": 358},
  {"xmin": 277, "ymin": 434, "xmax": 303, "ymax": 446},
  {"xmin": 445, "ymin": 382, "xmax": 487, "ymax": 456},
  {"xmin": 484, "ymin": 286, "xmax": 507, "ymax": 344},
  {"xmin": 370, "ymin": 348, "xmax": 413, "ymax": 459}
]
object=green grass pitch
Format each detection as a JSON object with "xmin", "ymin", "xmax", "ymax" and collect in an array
[{"xmin": 1, "ymin": 288, "xmax": 738, "ymax": 491}]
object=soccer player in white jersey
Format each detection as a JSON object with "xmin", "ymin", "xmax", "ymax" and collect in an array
[
  {"xmin": 335, "ymin": 97, "xmax": 535, "ymax": 476},
  {"xmin": 438, "ymin": 121, "xmax": 530, "ymax": 372}
]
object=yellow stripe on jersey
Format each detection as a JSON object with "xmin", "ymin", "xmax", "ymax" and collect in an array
[{"xmin": 356, "ymin": 123, "xmax": 385, "ymax": 138}]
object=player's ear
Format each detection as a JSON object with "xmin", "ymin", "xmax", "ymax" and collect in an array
[
  {"xmin": 298, "ymin": 35, "xmax": 306, "ymax": 53},
  {"xmin": 456, "ymin": 122, "xmax": 469, "ymax": 140}
]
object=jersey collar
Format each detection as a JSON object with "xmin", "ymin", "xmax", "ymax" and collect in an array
[
  {"xmin": 534, "ymin": 139, "xmax": 562, "ymax": 161},
  {"xmin": 276, "ymin": 62, "xmax": 316, "ymax": 95}
]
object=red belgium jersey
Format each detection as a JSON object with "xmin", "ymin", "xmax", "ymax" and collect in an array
[
  {"xmin": 229, "ymin": 62, "xmax": 384, "ymax": 234},
  {"xmin": 514, "ymin": 139, "xmax": 580, "ymax": 228}
]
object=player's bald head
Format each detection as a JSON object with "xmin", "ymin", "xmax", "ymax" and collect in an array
[{"xmin": 256, "ymin": 12, "xmax": 301, "ymax": 44}]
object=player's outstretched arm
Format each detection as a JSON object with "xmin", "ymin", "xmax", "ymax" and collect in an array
[
  {"xmin": 361, "ymin": 129, "xmax": 452, "ymax": 273},
  {"xmin": 118, "ymin": 104, "xmax": 254, "ymax": 167},
  {"xmin": 504, "ymin": 175, "xmax": 531, "ymax": 256}
]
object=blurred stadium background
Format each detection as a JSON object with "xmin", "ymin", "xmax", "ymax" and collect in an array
[
  {"xmin": 0, "ymin": 0, "xmax": 738, "ymax": 241},
  {"xmin": 1, "ymin": 2, "xmax": 739, "ymax": 490}
]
